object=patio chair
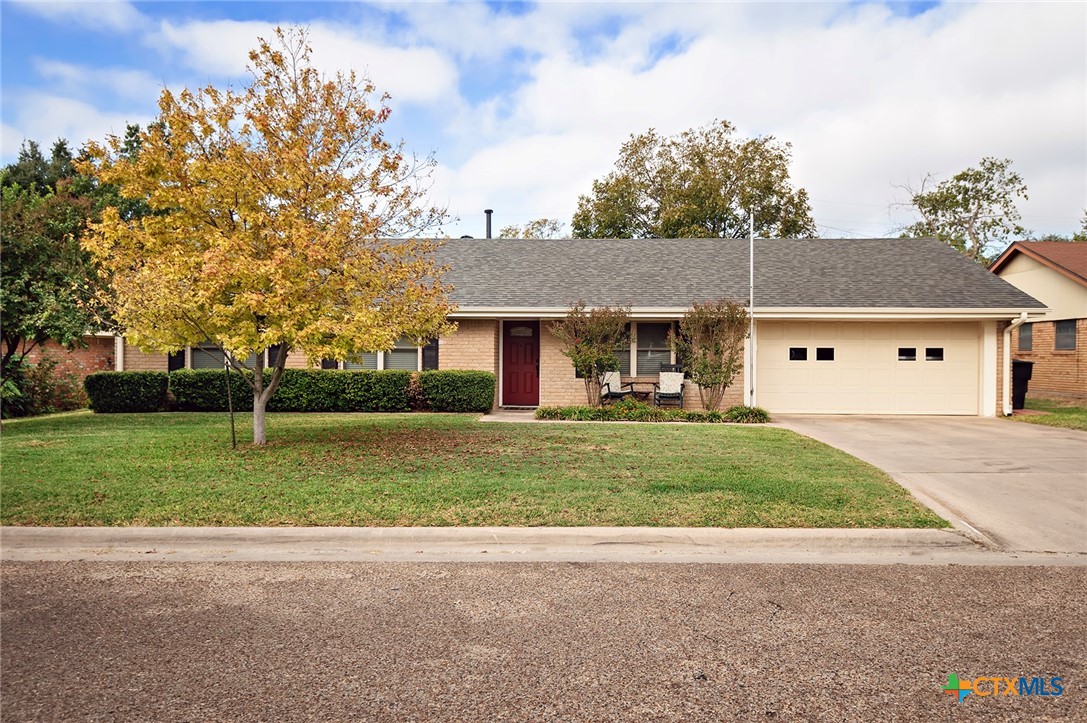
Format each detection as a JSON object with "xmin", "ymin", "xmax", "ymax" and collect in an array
[
  {"xmin": 601, "ymin": 370, "xmax": 634, "ymax": 404},
  {"xmin": 653, "ymin": 364, "xmax": 685, "ymax": 409}
]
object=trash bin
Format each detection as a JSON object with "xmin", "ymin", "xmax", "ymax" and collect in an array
[{"xmin": 1011, "ymin": 359, "xmax": 1034, "ymax": 410}]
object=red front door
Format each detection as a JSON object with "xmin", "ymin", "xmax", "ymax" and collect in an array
[{"xmin": 502, "ymin": 321, "xmax": 540, "ymax": 406}]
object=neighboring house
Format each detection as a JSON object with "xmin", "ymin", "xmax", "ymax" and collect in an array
[
  {"xmin": 21, "ymin": 333, "xmax": 116, "ymax": 382},
  {"xmin": 989, "ymin": 241, "xmax": 1087, "ymax": 401},
  {"xmin": 114, "ymin": 237, "xmax": 1045, "ymax": 416}
]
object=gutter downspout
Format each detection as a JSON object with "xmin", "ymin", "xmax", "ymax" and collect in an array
[
  {"xmin": 1002, "ymin": 312, "xmax": 1028, "ymax": 417},
  {"xmin": 114, "ymin": 335, "xmax": 124, "ymax": 372}
]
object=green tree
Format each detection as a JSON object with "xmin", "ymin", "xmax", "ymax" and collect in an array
[
  {"xmin": 550, "ymin": 303, "xmax": 630, "ymax": 406},
  {"xmin": 0, "ymin": 180, "xmax": 98, "ymax": 370},
  {"xmin": 1, "ymin": 139, "xmax": 74, "ymax": 193},
  {"xmin": 899, "ymin": 157, "xmax": 1028, "ymax": 264},
  {"xmin": 498, "ymin": 218, "xmax": 565, "ymax": 239},
  {"xmin": 79, "ymin": 28, "xmax": 455, "ymax": 445},
  {"xmin": 572, "ymin": 120, "xmax": 817, "ymax": 239},
  {"xmin": 671, "ymin": 299, "xmax": 749, "ymax": 411}
]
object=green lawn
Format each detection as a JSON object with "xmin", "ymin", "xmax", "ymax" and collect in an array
[
  {"xmin": 0, "ymin": 412, "xmax": 945, "ymax": 528},
  {"xmin": 1008, "ymin": 397, "xmax": 1087, "ymax": 431}
]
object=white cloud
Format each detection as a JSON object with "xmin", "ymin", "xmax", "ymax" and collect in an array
[
  {"xmin": 148, "ymin": 20, "xmax": 459, "ymax": 105},
  {"xmin": 32, "ymin": 59, "xmax": 166, "ymax": 103},
  {"xmin": 431, "ymin": 0, "xmax": 1086, "ymax": 238},
  {"xmin": 2, "ymin": 92, "xmax": 151, "ymax": 153},
  {"xmin": 4, "ymin": 1, "xmax": 1083, "ymax": 239},
  {"xmin": 9, "ymin": 0, "xmax": 147, "ymax": 32}
]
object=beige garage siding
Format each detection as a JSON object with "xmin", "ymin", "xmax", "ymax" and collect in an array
[{"xmin": 756, "ymin": 321, "xmax": 981, "ymax": 414}]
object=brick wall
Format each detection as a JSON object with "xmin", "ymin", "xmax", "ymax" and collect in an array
[
  {"xmin": 537, "ymin": 321, "xmax": 746, "ymax": 411},
  {"xmin": 539, "ymin": 321, "xmax": 589, "ymax": 406},
  {"xmin": 122, "ymin": 342, "xmax": 169, "ymax": 371},
  {"xmin": 439, "ymin": 320, "xmax": 499, "ymax": 373},
  {"xmin": 438, "ymin": 319, "xmax": 499, "ymax": 409},
  {"xmin": 24, "ymin": 336, "xmax": 114, "ymax": 381},
  {"xmin": 1010, "ymin": 318, "xmax": 1087, "ymax": 401},
  {"xmin": 284, "ymin": 350, "xmax": 313, "ymax": 369}
]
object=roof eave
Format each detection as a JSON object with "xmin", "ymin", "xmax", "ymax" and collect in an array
[
  {"xmin": 449, "ymin": 306, "xmax": 1049, "ymax": 321},
  {"xmin": 990, "ymin": 242, "xmax": 1087, "ymax": 287}
]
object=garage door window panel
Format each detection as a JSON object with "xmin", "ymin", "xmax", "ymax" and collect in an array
[
  {"xmin": 816, "ymin": 347, "xmax": 834, "ymax": 361},
  {"xmin": 789, "ymin": 347, "xmax": 808, "ymax": 361},
  {"xmin": 898, "ymin": 347, "xmax": 917, "ymax": 361}
]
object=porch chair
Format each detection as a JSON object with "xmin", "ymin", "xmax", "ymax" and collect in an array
[
  {"xmin": 653, "ymin": 364, "xmax": 685, "ymax": 409},
  {"xmin": 601, "ymin": 370, "xmax": 634, "ymax": 404}
]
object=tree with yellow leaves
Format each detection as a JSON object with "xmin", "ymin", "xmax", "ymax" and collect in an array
[{"xmin": 80, "ymin": 28, "xmax": 455, "ymax": 444}]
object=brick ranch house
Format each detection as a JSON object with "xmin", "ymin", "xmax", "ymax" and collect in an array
[
  {"xmin": 989, "ymin": 241, "xmax": 1087, "ymax": 401},
  {"xmin": 111, "ymin": 237, "xmax": 1045, "ymax": 416}
]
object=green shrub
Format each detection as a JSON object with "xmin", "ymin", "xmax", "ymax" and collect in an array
[
  {"xmin": 84, "ymin": 371, "xmax": 169, "ymax": 413},
  {"xmin": 534, "ymin": 399, "xmax": 768, "ymax": 424},
  {"xmin": 340, "ymin": 370, "xmax": 412, "ymax": 412},
  {"xmin": 2, "ymin": 354, "xmax": 87, "ymax": 418},
  {"xmin": 168, "ymin": 368, "xmax": 412, "ymax": 413},
  {"xmin": 418, "ymin": 370, "xmax": 495, "ymax": 412},
  {"xmin": 684, "ymin": 409, "xmax": 724, "ymax": 423},
  {"xmin": 723, "ymin": 405, "xmax": 771, "ymax": 424},
  {"xmin": 169, "ymin": 369, "xmax": 254, "ymax": 412}
]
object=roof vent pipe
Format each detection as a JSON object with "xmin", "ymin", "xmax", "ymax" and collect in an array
[{"xmin": 485, "ymin": 209, "xmax": 493, "ymax": 239}]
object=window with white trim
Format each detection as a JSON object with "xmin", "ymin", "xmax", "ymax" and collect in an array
[
  {"xmin": 636, "ymin": 323, "xmax": 672, "ymax": 375},
  {"xmin": 1055, "ymin": 320, "xmax": 1076, "ymax": 350},
  {"xmin": 385, "ymin": 337, "xmax": 421, "ymax": 370},
  {"xmin": 344, "ymin": 352, "xmax": 379, "ymax": 370},
  {"xmin": 1018, "ymin": 323, "xmax": 1033, "ymax": 352}
]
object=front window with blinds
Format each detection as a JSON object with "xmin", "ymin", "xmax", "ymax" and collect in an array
[
  {"xmin": 191, "ymin": 343, "xmax": 227, "ymax": 369},
  {"xmin": 189, "ymin": 342, "xmax": 259, "ymax": 370},
  {"xmin": 636, "ymin": 323, "xmax": 671, "ymax": 375},
  {"xmin": 344, "ymin": 352, "xmax": 379, "ymax": 370},
  {"xmin": 385, "ymin": 338, "xmax": 420, "ymax": 370}
]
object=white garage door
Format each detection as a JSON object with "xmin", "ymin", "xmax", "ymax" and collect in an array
[{"xmin": 756, "ymin": 321, "xmax": 980, "ymax": 414}]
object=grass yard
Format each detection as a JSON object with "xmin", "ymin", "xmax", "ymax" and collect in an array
[
  {"xmin": 1008, "ymin": 397, "xmax": 1087, "ymax": 431},
  {"xmin": 1, "ymin": 412, "xmax": 945, "ymax": 528}
]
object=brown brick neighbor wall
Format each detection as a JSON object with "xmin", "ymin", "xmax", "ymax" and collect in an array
[
  {"xmin": 1010, "ymin": 318, "xmax": 1087, "ymax": 401},
  {"xmin": 24, "ymin": 336, "xmax": 114, "ymax": 381}
]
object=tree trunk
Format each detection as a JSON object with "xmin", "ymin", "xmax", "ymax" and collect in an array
[
  {"xmin": 250, "ymin": 347, "xmax": 288, "ymax": 446},
  {"xmin": 253, "ymin": 395, "xmax": 267, "ymax": 446}
]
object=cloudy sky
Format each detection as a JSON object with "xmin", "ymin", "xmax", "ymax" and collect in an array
[{"xmin": 1, "ymin": 0, "xmax": 1084, "ymax": 239}]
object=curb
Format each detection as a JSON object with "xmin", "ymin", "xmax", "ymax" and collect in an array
[{"xmin": 6, "ymin": 526, "xmax": 1082, "ymax": 566}]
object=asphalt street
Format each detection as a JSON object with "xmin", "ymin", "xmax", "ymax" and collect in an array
[{"xmin": 2, "ymin": 561, "xmax": 1083, "ymax": 721}]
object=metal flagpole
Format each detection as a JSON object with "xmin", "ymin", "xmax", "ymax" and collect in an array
[{"xmin": 748, "ymin": 212, "xmax": 755, "ymax": 406}]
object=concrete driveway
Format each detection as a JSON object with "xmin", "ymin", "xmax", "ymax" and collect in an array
[{"xmin": 775, "ymin": 416, "xmax": 1087, "ymax": 554}]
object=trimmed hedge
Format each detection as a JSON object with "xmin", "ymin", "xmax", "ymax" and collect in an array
[
  {"xmin": 84, "ymin": 371, "xmax": 169, "ymax": 413},
  {"xmin": 534, "ymin": 398, "xmax": 770, "ymax": 424},
  {"xmin": 169, "ymin": 369, "xmax": 254, "ymax": 412},
  {"xmin": 85, "ymin": 368, "xmax": 498, "ymax": 415},
  {"xmin": 418, "ymin": 370, "xmax": 495, "ymax": 412},
  {"xmin": 168, "ymin": 368, "xmax": 413, "ymax": 413}
]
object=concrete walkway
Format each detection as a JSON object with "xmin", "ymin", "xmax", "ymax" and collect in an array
[
  {"xmin": 3, "ymin": 526, "xmax": 1083, "ymax": 566},
  {"xmin": 774, "ymin": 415, "xmax": 1087, "ymax": 554}
]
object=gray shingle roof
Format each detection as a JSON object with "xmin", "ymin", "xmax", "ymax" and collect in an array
[{"xmin": 433, "ymin": 237, "xmax": 1044, "ymax": 310}]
